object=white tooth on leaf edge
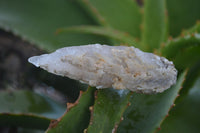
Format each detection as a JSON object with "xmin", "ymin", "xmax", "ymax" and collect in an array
[{"xmin": 28, "ymin": 44, "xmax": 177, "ymax": 94}]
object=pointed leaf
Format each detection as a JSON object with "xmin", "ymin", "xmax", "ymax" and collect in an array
[
  {"xmin": 117, "ymin": 71, "xmax": 186, "ymax": 133},
  {"xmin": 76, "ymin": 0, "xmax": 142, "ymax": 38},
  {"xmin": 0, "ymin": 0, "xmax": 108, "ymax": 52},
  {"xmin": 161, "ymin": 33, "xmax": 200, "ymax": 70},
  {"xmin": 46, "ymin": 87, "xmax": 95, "ymax": 133},
  {"xmin": 86, "ymin": 89, "xmax": 131, "ymax": 133},
  {"xmin": 177, "ymin": 62, "xmax": 200, "ymax": 102},
  {"xmin": 158, "ymin": 77, "xmax": 200, "ymax": 133},
  {"xmin": 57, "ymin": 26, "xmax": 140, "ymax": 47},
  {"xmin": 142, "ymin": 0, "xmax": 167, "ymax": 51}
]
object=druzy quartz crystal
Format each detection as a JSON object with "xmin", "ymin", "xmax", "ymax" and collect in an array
[{"xmin": 28, "ymin": 44, "xmax": 177, "ymax": 94}]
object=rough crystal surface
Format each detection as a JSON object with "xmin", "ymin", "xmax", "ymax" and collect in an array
[{"xmin": 28, "ymin": 44, "xmax": 177, "ymax": 94}]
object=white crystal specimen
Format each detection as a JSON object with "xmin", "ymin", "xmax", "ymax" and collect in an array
[{"xmin": 28, "ymin": 44, "xmax": 177, "ymax": 94}]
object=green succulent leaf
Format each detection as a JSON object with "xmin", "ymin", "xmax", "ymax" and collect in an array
[
  {"xmin": 17, "ymin": 128, "xmax": 45, "ymax": 133},
  {"xmin": 46, "ymin": 87, "xmax": 95, "ymax": 133},
  {"xmin": 117, "ymin": 71, "xmax": 187, "ymax": 133},
  {"xmin": 177, "ymin": 62, "xmax": 200, "ymax": 102},
  {"xmin": 76, "ymin": 0, "xmax": 142, "ymax": 38},
  {"xmin": 161, "ymin": 33, "xmax": 200, "ymax": 70},
  {"xmin": 86, "ymin": 89, "xmax": 131, "ymax": 133},
  {"xmin": 182, "ymin": 22, "xmax": 200, "ymax": 35},
  {"xmin": 30, "ymin": 68, "xmax": 82, "ymax": 103},
  {"xmin": 158, "ymin": 77, "xmax": 200, "ymax": 133},
  {"xmin": 57, "ymin": 26, "xmax": 140, "ymax": 47},
  {"xmin": 0, "ymin": 0, "xmax": 108, "ymax": 52},
  {"xmin": 0, "ymin": 0, "xmax": 199, "ymax": 132},
  {"xmin": 0, "ymin": 90, "xmax": 66, "ymax": 129},
  {"xmin": 167, "ymin": 0, "xmax": 200, "ymax": 36},
  {"xmin": 0, "ymin": 114, "xmax": 50, "ymax": 130},
  {"xmin": 142, "ymin": 0, "xmax": 167, "ymax": 51}
]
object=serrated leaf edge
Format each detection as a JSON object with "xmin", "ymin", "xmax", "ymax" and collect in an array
[
  {"xmin": 154, "ymin": 70, "xmax": 188, "ymax": 133},
  {"xmin": 57, "ymin": 25, "xmax": 140, "ymax": 47},
  {"xmin": 84, "ymin": 90, "xmax": 132, "ymax": 133},
  {"xmin": 76, "ymin": 0, "xmax": 108, "ymax": 26}
]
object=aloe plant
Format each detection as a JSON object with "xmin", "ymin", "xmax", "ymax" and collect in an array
[{"xmin": 0, "ymin": 0, "xmax": 200, "ymax": 133}]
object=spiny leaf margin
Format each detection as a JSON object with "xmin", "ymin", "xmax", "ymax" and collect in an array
[
  {"xmin": 117, "ymin": 71, "xmax": 187, "ymax": 133},
  {"xmin": 86, "ymin": 89, "xmax": 131, "ymax": 133},
  {"xmin": 57, "ymin": 26, "xmax": 140, "ymax": 47},
  {"xmin": 46, "ymin": 87, "xmax": 95, "ymax": 133}
]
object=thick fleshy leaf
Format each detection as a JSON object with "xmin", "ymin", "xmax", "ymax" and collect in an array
[
  {"xmin": 86, "ymin": 89, "xmax": 131, "ymax": 133},
  {"xmin": 158, "ymin": 77, "xmax": 200, "ymax": 133},
  {"xmin": 0, "ymin": 0, "xmax": 108, "ymax": 52},
  {"xmin": 17, "ymin": 128, "xmax": 45, "ymax": 133},
  {"xmin": 167, "ymin": 0, "xmax": 200, "ymax": 36},
  {"xmin": 177, "ymin": 62, "xmax": 200, "ymax": 102},
  {"xmin": 57, "ymin": 26, "xmax": 140, "ymax": 47},
  {"xmin": 0, "ymin": 90, "xmax": 66, "ymax": 129},
  {"xmin": 173, "ymin": 45, "xmax": 200, "ymax": 71},
  {"xmin": 117, "ymin": 71, "xmax": 186, "ymax": 133},
  {"xmin": 161, "ymin": 33, "xmax": 200, "ymax": 70},
  {"xmin": 46, "ymin": 87, "xmax": 95, "ymax": 133},
  {"xmin": 0, "ymin": 90, "xmax": 65, "ymax": 118},
  {"xmin": 0, "ymin": 114, "xmax": 50, "ymax": 130},
  {"xmin": 76, "ymin": 0, "xmax": 142, "ymax": 38},
  {"xmin": 182, "ymin": 22, "xmax": 200, "ymax": 35},
  {"xmin": 142, "ymin": 0, "xmax": 167, "ymax": 51},
  {"xmin": 29, "ymin": 67, "xmax": 82, "ymax": 103}
]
